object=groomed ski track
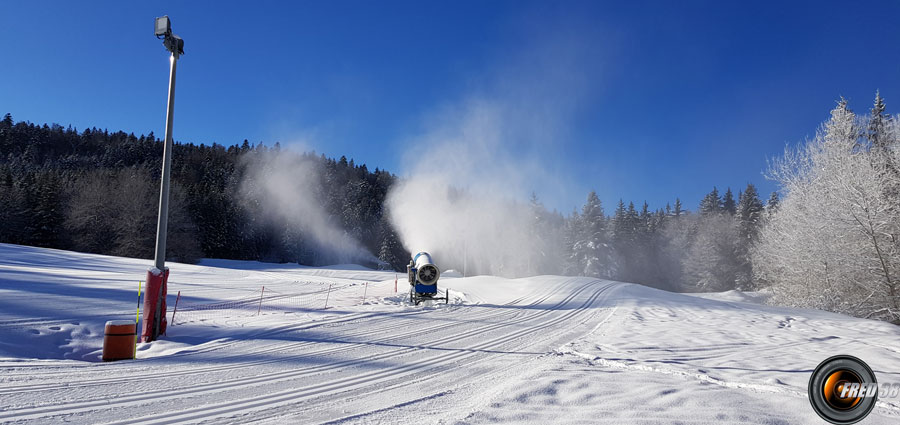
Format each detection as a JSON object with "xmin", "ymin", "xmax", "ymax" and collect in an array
[
  {"xmin": 1, "ymin": 274, "xmax": 619, "ymax": 424},
  {"xmin": 5, "ymin": 244, "xmax": 900, "ymax": 424}
]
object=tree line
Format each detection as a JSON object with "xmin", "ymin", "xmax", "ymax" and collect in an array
[
  {"xmin": 2, "ymin": 92, "xmax": 897, "ymax": 324},
  {"xmin": 527, "ymin": 93, "xmax": 897, "ymax": 323},
  {"xmin": 0, "ymin": 114, "xmax": 409, "ymax": 269},
  {"xmin": 520, "ymin": 182, "xmax": 774, "ymax": 294}
]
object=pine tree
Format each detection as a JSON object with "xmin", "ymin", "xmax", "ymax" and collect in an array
[
  {"xmin": 626, "ymin": 201, "xmax": 638, "ymax": 228},
  {"xmin": 609, "ymin": 201, "xmax": 642, "ymax": 281},
  {"xmin": 766, "ymin": 192, "xmax": 779, "ymax": 218},
  {"xmin": 869, "ymin": 91, "xmax": 889, "ymax": 151},
  {"xmin": 699, "ymin": 187, "xmax": 721, "ymax": 215},
  {"xmin": 682, "ymin": 213, "xmax": 740, "ymax": 291},
  {"xmin": 737, "ymin": 183, "xmax": 764, "ymax": 241},
  {"xmin": 734, "ymin": 183, "xmax": 764, "ymax": 290},
  {"xmin": 722, "ymin": 188, "xmax": 736, "ymax": 215},
  {"xmin": 657, "ymin": 203, "xmax": 691, "ymax": 291},
  {"xmin": 673, "ymin": 198, "xmax": 683, "ymax": 218},
  {"xmin": 610, "ymin": 200, "xmax": 630, "ymax": 278},
  {"xmin": 563, "ymin": 208, "xmax": 583, "ymax": 275},
  {"xmin": 27, "ymin": 170, "xmax": 65, "ymax": 248},
  {"xmin": 528, "ymin": 192, "xmax": 547, "ymax": 275},
  {"xmin": 377, "ymin": 224, "xmax": 401, "ymax": 271},
  {"xmin": 826, "ymin": 97, "xmax": 858, "ymax": 149},
  {"xmin": 613, "ymin": 199, "xmax": 626, "ymax": 222},
  {"xmin": 868, "ymin": 91, "xmax": 900, "ymax": 206},
  {"xmin": 633, "ymin": 201, "xmax": 658, "ymax": 285},
  {"xmin": 575, "ymin": 191, "xmax": 610, "ymax": 277},
  {"xmin": 0, "ymin": 167, "xmax": 26, "ymax": 244},
  {"xmin": 639, "ymin": 201, "xmax": 651, "ymax": 229}
]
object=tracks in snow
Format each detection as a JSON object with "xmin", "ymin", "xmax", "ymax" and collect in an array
[{"xmin": 1, "ymin": 278, "xmax": 618, "ymax": 424}]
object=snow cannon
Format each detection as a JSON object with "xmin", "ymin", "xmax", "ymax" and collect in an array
[
  {"xmin": 407, "ymin": 252, "xmax": 448, "ymax": 305},
  {"xmin": 414, "ymin": 252, "xmax": 440, "ymax": 285}
]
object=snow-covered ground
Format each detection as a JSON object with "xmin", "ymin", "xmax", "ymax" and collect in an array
[{"xmin": 2, "ymin": 243, "xmax": 900, "ymax": 424}]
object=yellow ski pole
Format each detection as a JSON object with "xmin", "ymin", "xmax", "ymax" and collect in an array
[{"xmin": 134, "ymin": 280, "xmax": 142, "ymax": 359}]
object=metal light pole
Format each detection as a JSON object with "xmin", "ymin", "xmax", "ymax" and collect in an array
[
  {"xmin": 154, "ymin": 47, "xmax": 179, "ymax": 273},
  {"xmin": 142, "ymin": 16, "xmax": 184, "ymax": 342}
]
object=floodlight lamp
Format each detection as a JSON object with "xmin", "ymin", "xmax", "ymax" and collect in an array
[
  {"xmin": 155, "ymin": 16, "xmax": 171, "ymax": 38},
  {"xmin": 163, "ymin": 35, "xmax": 184, "ymax": 56}
]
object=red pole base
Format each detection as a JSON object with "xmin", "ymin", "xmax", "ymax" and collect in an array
[{"xmin": 141, "ymin": 267, "xmax": 169, "ymax": 342}]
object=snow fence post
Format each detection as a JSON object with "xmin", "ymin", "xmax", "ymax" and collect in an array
[
  {"xmin": 257, "ymin": 286, "xmax": 265, "ymax": 316},
  {"xmin": 362, "ymin": 282, "xmax": 368, "ymax": 304},
  {"xmin": 134, "ymin": 281, "xmax": 142, "ymax": 359},
  {"xmin": 324, "ymin": 283, "xmax": 333, "ymax": 309},
  {"xmin": 170, "ymin": 290, "xmax": 181, "ymax": 326}
]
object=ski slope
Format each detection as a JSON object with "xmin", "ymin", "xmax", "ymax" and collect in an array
[{"xmin": 2, "ymin": 243, "xmax": 900, "ymax": 424}]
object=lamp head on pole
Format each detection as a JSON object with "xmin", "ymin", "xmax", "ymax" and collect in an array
[
  {"xmin": 154, "ymin": 16, "xmax": 170, "ymax": 37},
  {"xmin": 154, "ymin": 15, "xmax": 184, "ymax": 57}
]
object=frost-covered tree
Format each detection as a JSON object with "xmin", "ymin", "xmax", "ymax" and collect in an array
[
  {"xmin": 736, "ymin": 183, "xmax": 764, "ymax": 242},
  {"xmin": 682, "ymin": 213, "xmax": 740, "ymax": 291},
  {"xmin": 869, "ymin": 91, "xmax": 889, "ymax": 150},
  {"xmin": 527, "ymin": 192, "xmax": 565, "ymax": 275},
  {"xmin": 755, "ymin": 96, "xmax": 900, "ymax": 323},
  {"xmin": 658, "ymin": 208, "xmax": 693, "ymax": 290},
  {"xmin": 765, "ymin": 191, "xmax": 779, "ymax": 219},
  {"xmin": 699, "ymin": 187, "xmax": 722, "ymax": 215},
  {"xmin": 733, "ymin": 183, "xmax": 764, "ymax": 289},
  {"xmin": 377, "ymin": 224, "xmax": 402, "ymax": 271},
  {"xmin": 562, "ymin": 208, "xmax": 583, "ymax": 275},
  {"xmin": 574, "ymin": 191, "xmax": 613, "ymax": 278},
  {"xmin": 609, "ymin": 201, "xmax": 643, "ymax": 282},
  {"xmin": 868, "ymin": 91, "xmax": 900, "ymax": 212}
]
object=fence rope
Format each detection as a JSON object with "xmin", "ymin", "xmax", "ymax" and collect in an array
[{"xmin": 171, "ymin": 280, "xmax": 368, "ymax": 325}]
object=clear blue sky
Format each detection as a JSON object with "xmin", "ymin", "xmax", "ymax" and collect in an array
[{"xmin": 3, "ymin": 1, "xmax": 899, "ymax": 213}]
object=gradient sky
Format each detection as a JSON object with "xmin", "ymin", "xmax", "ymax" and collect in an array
[{"xmin": 2, "ymin": 1, "xmax": 899, "ymax": 213}]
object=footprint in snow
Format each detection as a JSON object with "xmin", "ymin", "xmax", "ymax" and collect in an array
[{"xmin": 777, "ymin": 317, "xmax": 795, "ymax": 329}]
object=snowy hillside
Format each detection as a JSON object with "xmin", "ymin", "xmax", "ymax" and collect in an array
[{"xmin": 2, "ymin": 243, "xmax": 900, "ymax": 424}]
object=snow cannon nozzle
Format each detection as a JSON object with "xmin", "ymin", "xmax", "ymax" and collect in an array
[{"xmin": 409, "ymin": 251, "xmax": 440, "ymax": 286}]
